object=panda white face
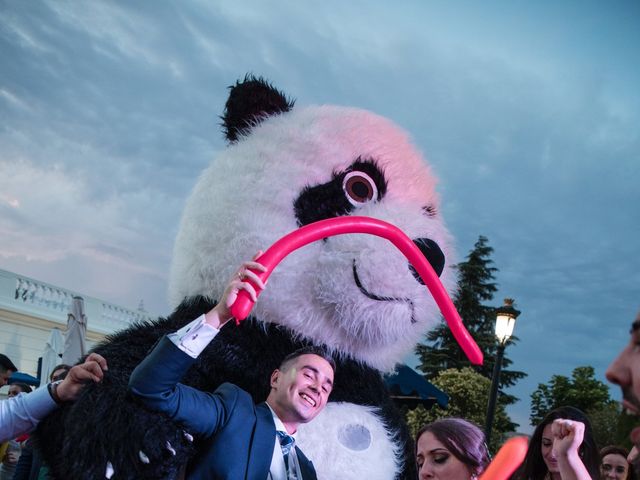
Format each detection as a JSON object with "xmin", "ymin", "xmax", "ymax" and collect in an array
[{"xmin": 169, "ymin": 79, "xmax": 457, "ymax": 371}]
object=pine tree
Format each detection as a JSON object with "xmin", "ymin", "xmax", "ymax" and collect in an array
[{"xmin": 415, "ymin": 235, "xmax": 527, "ymax": 406}]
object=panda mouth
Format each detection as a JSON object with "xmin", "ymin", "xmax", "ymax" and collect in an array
[{"xmin": 352, "ymin": 260, "xmax": 417, "ymax": 324}]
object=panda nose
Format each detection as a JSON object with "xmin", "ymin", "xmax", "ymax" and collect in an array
[{"xmin": 410, "ymin": 238, "xmax": 445, "ymax": 283}]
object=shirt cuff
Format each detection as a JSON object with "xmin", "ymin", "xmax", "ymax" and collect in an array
[
  {"xmin": 168, "ymin": 314, "xmax": 220, "ymax": 358},
  {"xmin": 28, "ymin": 385, "xmax": 58, "ymax": 418}
]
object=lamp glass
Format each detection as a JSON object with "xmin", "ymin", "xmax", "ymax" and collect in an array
[{"xmin": 495, "ymin": 314, "xmax": 516, "ymax": 343}]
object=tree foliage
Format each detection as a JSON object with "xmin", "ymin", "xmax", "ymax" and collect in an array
[
  {"xmin": 529, "ymin": 366, "xmax": 638, "ymax": 447},
  {"xmin": 416, "ymin": 236, "xmax": 527, "ymax": 406},
  {"xmin": 406, "ymin": 368, "xmax": 514, "ymax": 452},
  {"xmin": 529, "ymin": 366, "xmax": 612, "ymax": 426}
]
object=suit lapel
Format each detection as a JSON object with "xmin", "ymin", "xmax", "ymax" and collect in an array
[
  {"xmin": 295, "ymin": 446, "xmax": 317, "ymax": 480},
  {"xmin": 246, "ymin": 402, "xmax": 275, "ymax": 479}
]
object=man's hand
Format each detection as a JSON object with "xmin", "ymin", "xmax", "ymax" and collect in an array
[
  {"xmin": 205, "ymin": 253, "xmax": 267, "ymax": 329},
  {"xmin": 56, "ymin": 353, "xmax": 108, "ymax": 402}
]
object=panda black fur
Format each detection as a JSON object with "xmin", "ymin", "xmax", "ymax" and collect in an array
[{"xmin": 36, "ymin": 76, "xmax": 458, "ymax": 480}]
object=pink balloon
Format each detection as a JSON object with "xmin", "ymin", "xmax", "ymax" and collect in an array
[
  {"xmin": 479, "ymin": 437, "xmax": 528, "ymax": 480},
  {"xmin": 230, "ymin": 216, "xmax": 483, "ymax": 365}
]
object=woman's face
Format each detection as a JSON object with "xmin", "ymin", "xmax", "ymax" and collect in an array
[
  {"xmin": 416, "ymin": 431, "xmax": 474, "ymax": 480},
  {"xmin": 541, "ymin": 423, "xmax": 559, "ymax": 473},
  {"xmin": 601, "ymin": 453, "xmax": 629, "ymax": 480}
]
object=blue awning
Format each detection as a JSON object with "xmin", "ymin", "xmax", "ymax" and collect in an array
[
  {"xmin": 8, "ymin": 372, "xmax": 41, "ymax": 387},
  {"xmin": 384, "ymin": 364, "xmax": 448, "ymax": 409}
]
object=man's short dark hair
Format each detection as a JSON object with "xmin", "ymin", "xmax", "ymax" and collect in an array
[
  {"xmin": 0, "ymin": 353, "xmax": 17, "ymax": 373},
  {"xmin": 279, "ymin": 346, "xmax": 336, "ymax": 374}
]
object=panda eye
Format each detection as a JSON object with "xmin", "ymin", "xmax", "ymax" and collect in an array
[{"xmin": 342, "ymin": 171, "xmax": 378, "ymax": 206}]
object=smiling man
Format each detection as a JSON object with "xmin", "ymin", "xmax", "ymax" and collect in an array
[
  {"xmin": 129, "ymin": 258, "xmax": 335, "ymax": 480},
  {"xmin": 606, "ymin": 310, "xmax": 640, "ymax": 469}
]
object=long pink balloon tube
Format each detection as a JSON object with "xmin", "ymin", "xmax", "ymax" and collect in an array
[
  {"xmin": 479, "ymin": 437, "xmax": 528, "ymax": 480},
  {"xmin": 229, "ymin": 216, "xmax": 483, "ymax": 365}
]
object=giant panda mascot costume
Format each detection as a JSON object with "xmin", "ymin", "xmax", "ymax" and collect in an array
[{"xmin": 36, "ymin": 76, "xmax": 458, "ymax": 480}]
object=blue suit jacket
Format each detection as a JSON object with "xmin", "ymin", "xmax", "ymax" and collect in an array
[{"xmin": 129, "ymin": 337, "xmax": 317, "ymax": 480}]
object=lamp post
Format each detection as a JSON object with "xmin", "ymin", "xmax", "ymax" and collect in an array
[{"xmin": 484, "ymin": 298, "xmax": 521, "ymax": 445}]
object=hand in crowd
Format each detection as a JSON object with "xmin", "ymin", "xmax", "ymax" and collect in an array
[
  {"xmin": 205, "ymin": 253, "xmax": 267, "ymax": 328},
  {"xmin": 551, "ymin": 418, "xmax": 585, "ymax": 459},
  {"xmin": 4, "ymin": 450, "xmax": 19, "ymax": 465},
  {"xmin": 549, "ymin": 418, "xmax": 592, "ymax": 480},
  {"xmin": 56, "ymin": 353, "xmax": 108, "ymax": 402}
]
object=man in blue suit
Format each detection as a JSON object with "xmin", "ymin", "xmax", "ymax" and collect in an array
[{"xmin": 129, "ymin": 258, "xmax": 335, "ymax": 479}]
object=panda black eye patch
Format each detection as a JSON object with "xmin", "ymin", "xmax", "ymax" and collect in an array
[{"xmin": 293, "ymin": 158, "xmax": 388, "ymax": 227}]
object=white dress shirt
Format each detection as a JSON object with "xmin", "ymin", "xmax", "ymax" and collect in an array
[{"xmin": 0, "ymin": 385, "xmax": 57, "ymax": 443}]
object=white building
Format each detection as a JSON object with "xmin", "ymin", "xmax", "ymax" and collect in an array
[{"xmin": 0, "ymin": 267, "xmax": 155, "ymax": 393}]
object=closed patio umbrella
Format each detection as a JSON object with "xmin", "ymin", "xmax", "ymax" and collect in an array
[
  {"xmin": 61, "ymin": 296, "xmax": 87, "ymax": 365},
  {"xmin": 40, "ymin": 327, "xmax": 64, "ymax": 387}
]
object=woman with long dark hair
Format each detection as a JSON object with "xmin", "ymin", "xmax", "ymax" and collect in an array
[{"xmin": 514, "ymin": 406, "xmax": 599, "ymax": 480}]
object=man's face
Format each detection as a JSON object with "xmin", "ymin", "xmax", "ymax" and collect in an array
[
  {"xmin": 268, "ymin": 354, "xmax": 334, "ymax": 427},
  {"xmin": 606, "ymin": 311, "xmax": 640, "ymax": 444},
  {"xmin": 0, "ymin": 369, "xmax": 13, "ymax": 387}
]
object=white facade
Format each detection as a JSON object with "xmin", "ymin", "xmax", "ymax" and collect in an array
[{"xmin": 0, "ymin": 267, "xmax": 155, "ymax": 392}]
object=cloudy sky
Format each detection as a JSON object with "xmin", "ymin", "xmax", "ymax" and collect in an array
[{"xmin": 1, "ymin": 0, "xmax": 638, "ymax": 432}]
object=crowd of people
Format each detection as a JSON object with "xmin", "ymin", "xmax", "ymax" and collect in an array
[
  {"xmin": 0, "ymin": 257, "xmax": 639, "ymax": 480},
  {"xmin": 413, "ymin": 409, "xmax": 639, "ymax": 480}
]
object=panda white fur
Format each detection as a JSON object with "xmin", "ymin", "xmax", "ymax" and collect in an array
[
  {"xmin": 36, "ymin": 76, "xmax": 457, "ymax": 480},
  {"xmin": 171, "ymin": 85, "xmax": 456, "ymax": 372}
]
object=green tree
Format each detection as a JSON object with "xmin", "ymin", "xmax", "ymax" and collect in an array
[
  {"xmin": 529, "ymin": 366, "xmax": 612, "ymax": 426},
  {"xmin": 406, "ymin": 368, "xmax": 514, "ymax": 452},
  {"xmin": 416, "ymin": 236, "xmax": 527, "ymax": 406},
  {"xmin": 530, "ymin": 366, "xmax": 639, "ymax": 447},
  {"xmin": 588, "ymin": 402, "xmax": 621, "ymax": 447}
]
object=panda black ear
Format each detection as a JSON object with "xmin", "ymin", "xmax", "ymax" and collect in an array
[{"xmin": 221, "ymin": 74, "xmax": 295, "ymax": 143}]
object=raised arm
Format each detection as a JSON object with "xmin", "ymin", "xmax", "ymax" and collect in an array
[
  {"xmin": 128, "ymin": 256, "xmax": 266, "ymax": 436},
  {"xmin": 551, "ymin": 419, "xmax": 592, "ymax": 480}
]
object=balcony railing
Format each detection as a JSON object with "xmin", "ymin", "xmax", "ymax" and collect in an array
[{"xmin": 0, "ymin": 268, "xmax": 156, "ymax": 335}]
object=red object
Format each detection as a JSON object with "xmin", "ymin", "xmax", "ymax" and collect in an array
[
  {"xmin": 229, "ymin": 216, "xmax": 483, "ymax": 365},
  {"xmin": 479, "ymin": 437, "xmax": 529, "ymax": 480}
]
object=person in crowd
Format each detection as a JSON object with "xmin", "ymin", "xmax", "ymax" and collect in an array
[
  {"xmin": 0, "ymin": 353, "xmax": 108, "ymax": 443},
  {"xmin": 606, "ymin": 310, "xmax": 640, "ymax": 474},
  {"xmin": 601, "ymin": 445, "xmax": 634, "ymax": 480},
  {"xmin": 0, "ymin": 356, "xmax": 17, "ymax": 388},
  {"xmin": 12, "ymin": 365, "xmax": 72, "ymax": 480},
  {"xmin": 514, "ymin": 406, "xmax": 599, "ymax": 480},
  {"xmin": 7, "ymin": 384, "xmax": 32, "ymax": 399},
  {"xmin": 415, "ymin": 417, "xmax": 491, "ymax": 480},
  {"xmin": 0, "ymin": 356, "xmax": 23, "ymax": 480},
  {"xmin": 48, "ymin": 365, "xmax": 70, "ymax": 383},
  {"xmin": 0, "ymin": 432, "xmax": 21, "ymax": 480},
  {"xmin": 129, "ymin": 256, "xmax": 335, "ymax": 480},
  {"xmin": 0, "ymin": 385, "xmax": 33, "ymax": 480}
]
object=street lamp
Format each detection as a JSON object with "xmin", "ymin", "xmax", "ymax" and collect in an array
[{"xmin": 484, "ymin": 298, "xmax": 521, "ymax": 445}]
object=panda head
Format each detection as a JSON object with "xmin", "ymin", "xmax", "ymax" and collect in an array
[{"xmin": 169, "ymin": 75, "xmax": 457, "ymax": 371}]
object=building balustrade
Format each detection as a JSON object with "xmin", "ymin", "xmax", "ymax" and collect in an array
[{"xmin": 1, "ymin": 268, "xmax": 155, "ymax": 334}]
